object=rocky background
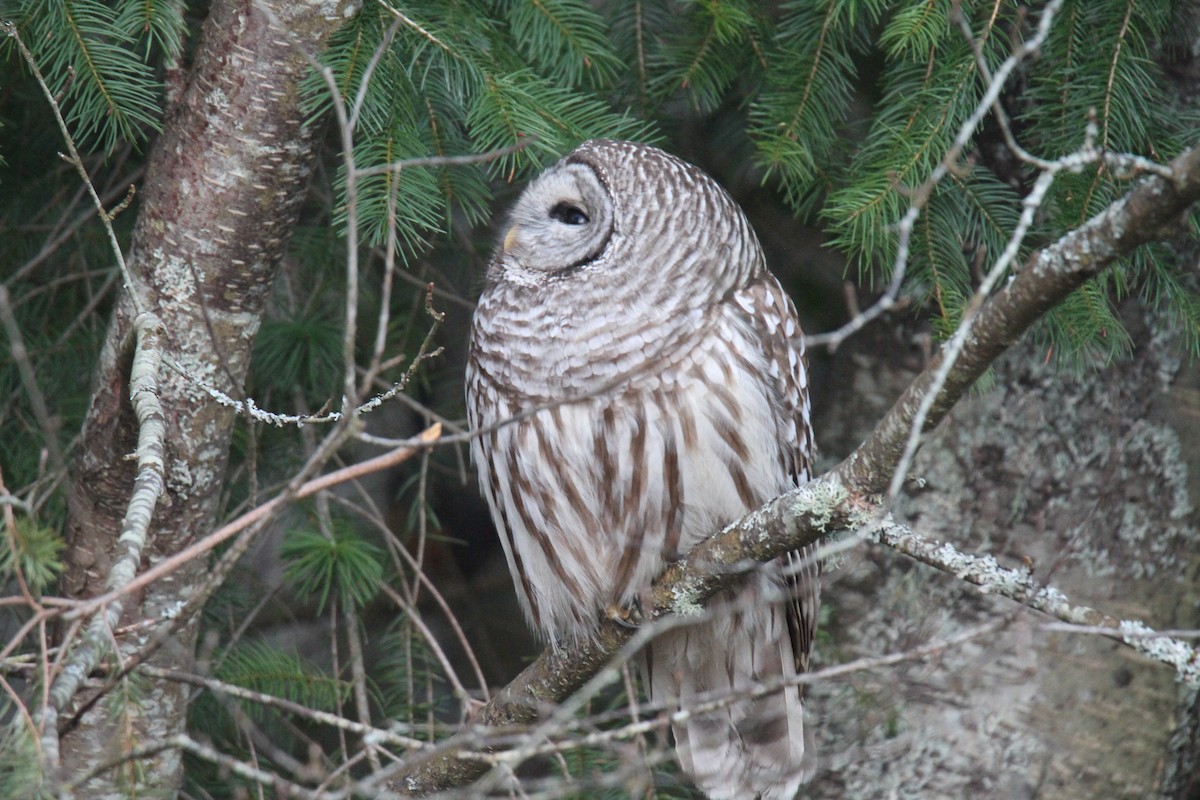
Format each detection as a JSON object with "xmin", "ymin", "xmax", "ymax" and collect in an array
[{"xmin": 806, "ymin": 301, "xmax": 1200, "ymax": 799}]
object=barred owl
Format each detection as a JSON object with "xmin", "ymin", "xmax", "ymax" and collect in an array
[{"xmin": 466, "ymin": 139, "xmax": 818, "ymax": 799}]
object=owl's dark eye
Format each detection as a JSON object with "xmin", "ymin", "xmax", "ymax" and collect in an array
[{"xmin": 549, "ymin": 201, "xmax": 589, "ymax": 225}]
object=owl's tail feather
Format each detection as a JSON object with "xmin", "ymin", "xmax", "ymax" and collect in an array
[{"xmin": 645, "ymin": 577, "xmax": 815, "ymax": 800}]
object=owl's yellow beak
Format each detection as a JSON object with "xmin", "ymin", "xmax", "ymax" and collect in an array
[{"xmin": 503, "ymin": 227, "xmax": 519, "ymax": 254}]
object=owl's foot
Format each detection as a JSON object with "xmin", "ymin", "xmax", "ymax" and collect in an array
[{"xmin": 604, "ymin": 598, "xmax": 645, "ymax": 629}]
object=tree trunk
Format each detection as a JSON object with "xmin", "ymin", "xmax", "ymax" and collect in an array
[{"xmin": 60, "ymin": 1, "xmax": 353, "ymax": 794}]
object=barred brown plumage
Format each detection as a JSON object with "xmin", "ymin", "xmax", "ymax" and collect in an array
[{"xmin": 466, "ymin": 139, "xmax": 818, "ymax": 799}]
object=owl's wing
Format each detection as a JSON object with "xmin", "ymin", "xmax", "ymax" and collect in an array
[{"xmin": 729, "ymin": 272, "xmax": 819, "ymax": 674}]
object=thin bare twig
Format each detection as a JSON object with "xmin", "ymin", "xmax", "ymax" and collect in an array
[
  {"xmin": 481, "ymin": 620, "xmax": 1005, "ymax": 766},
  {"xmin": 6, "ymin": 169, "xmax": 145, "ymax": 287},
  {"xmin": 0, "ymin": 286, "xmax": 66, "ymax": 474},
  {"xmin": 324, "ymin": 490, "xmax": 492, "ymax": 709},
  {"xmin": 355, "ymin": 137, "xmax": 538, "ymax": 178}
]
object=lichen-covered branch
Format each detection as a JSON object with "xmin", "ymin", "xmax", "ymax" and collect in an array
[
  {"xmin": 874, "ymin": 518, "xmax": 1199, "ymax": 686},
  {"xmin": 37, "ymin": 312, "xmax": 167, "ymax": 780}
]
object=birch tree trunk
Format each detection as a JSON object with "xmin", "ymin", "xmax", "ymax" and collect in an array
[{"xmin": 60, "ymin": 1, "xmax": 354, "ymax": 794}]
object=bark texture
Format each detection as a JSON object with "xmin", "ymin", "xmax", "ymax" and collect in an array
[{"xmin": 61, "ymin": 1, "xmax": 355, "ymax": 794}]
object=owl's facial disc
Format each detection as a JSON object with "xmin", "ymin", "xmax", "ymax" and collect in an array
[{"xmin": 501, "ymin": 162, "xmax": 612, "ymax": 274}]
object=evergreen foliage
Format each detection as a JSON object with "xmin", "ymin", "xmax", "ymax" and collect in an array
[
  {"xmin": 281, "ymin": 519, "xmax": 384, "ymax": 614},
  {"xmin": 211, "ymin": 640, "xmax": 349, "ymax": 716},
  {"xmin": 0, "ymin": 517, "xmax": 65, "ymax": 594},
  {"xmin": 0, "ymin": 718, "xmax": 51, "ymax": 800},
  {"xmin": 375, "ymin": 614, "xmax": 447, "ymax": 722},
  {"xmin": 307, "ymin": 1, "xmax": 653, "ymax": 253},
  {"xmin": 1, "ymin": 0, "xmax": 1198, "ymax": 796},
  {"xmin": 1, "ymin": 0, "xmax": 177, "ymax": 151}
]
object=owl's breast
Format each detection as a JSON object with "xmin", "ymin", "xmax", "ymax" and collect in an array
[
  {"xmin": 469, "ymin": 280, "xmax": 708, "ymax": 405},
  {"xmin": 466, "ymin": 310, "xmax": 795, "ymax": 642}
]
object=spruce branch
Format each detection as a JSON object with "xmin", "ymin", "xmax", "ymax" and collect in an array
[
  {"xmin": 3, "ymin": 22, "xmax": 144, "ymax": 315},
  {"xmin": 376, "ymin": 2, "xmax": 456, "ymax": 56},
  {"xmin": 837, "ymin": 142, "xmax": 1200, "ymax": 496},
  {"xmin": 806, "ymin": 0, "xmax": 1066, "ymax": 353}
]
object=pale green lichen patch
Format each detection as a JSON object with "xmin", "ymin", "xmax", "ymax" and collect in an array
[
  {"xmin": 669, "ymin": 581, "xmax": 706, "ymax": 617},
  {"xmin": 773, "ymin": 476, "xmax": 851, "ymax": 544}
]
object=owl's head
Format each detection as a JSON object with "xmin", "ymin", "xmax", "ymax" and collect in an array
[
  {"xmin": 494, "ymin": 139, "xmax": 760, "ymax": 289},
  {"xmin": 498, "ymin": 157, "xmax": 614, "ymax": 274}
]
